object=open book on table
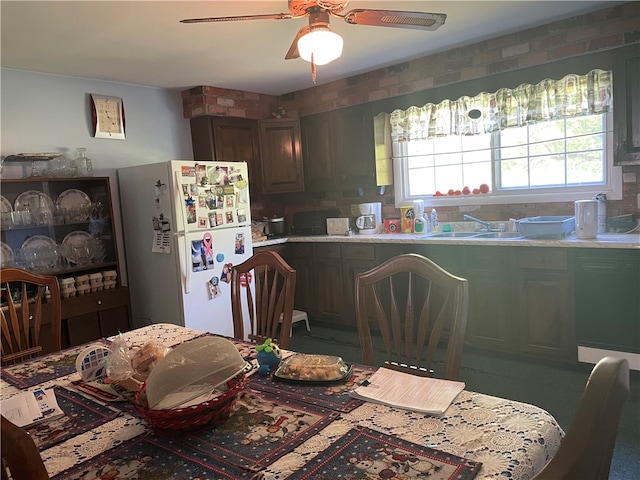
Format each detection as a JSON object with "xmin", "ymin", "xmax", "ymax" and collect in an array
[
  {"xmin": 1, "ymin": 388, "xmax": 64, "ymax": 427},
  {"xmin": 350, "ymin": 367, "xmax": 465, "ymax": 415}
]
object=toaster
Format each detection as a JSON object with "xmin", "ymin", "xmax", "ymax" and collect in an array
[{"xmin": 326, "ymin": 218, "xmax": 354, "ymax": 236}]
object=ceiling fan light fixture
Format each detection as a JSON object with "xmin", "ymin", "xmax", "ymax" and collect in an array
[{"xmin": 297, "ymin": 27, "xmax": 343, "ymax": 66}]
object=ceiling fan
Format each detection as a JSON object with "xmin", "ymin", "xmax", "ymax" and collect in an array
[{"xmin": 181, "ymin": 1, "xmax": 446, "ymax": 82}]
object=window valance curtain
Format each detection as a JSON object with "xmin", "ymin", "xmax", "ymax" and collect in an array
[{"xmin": 389, "ymin": 69, "xmax": 612, "ymax": 142}]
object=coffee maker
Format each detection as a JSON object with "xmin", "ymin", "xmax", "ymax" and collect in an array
[{"xmin": 355, "ymin": 202, "xmax": 382, "ymax": 234}]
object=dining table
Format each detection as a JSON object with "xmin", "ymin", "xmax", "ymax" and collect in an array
[{"xmin": 0, "ymin": 323, "xmax": 565, "ymax": 480}]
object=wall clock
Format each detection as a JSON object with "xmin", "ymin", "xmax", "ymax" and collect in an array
[{"xmin": 90, "ymin": 94, "xmax": 126, "ymax": 139}]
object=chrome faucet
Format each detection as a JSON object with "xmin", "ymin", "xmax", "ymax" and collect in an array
[{"xmin": 463, "ymin": 214, "xmax": 496, "ymax": 231}]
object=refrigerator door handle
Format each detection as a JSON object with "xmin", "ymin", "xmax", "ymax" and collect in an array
[{"xmin": 174, "ymin": 170, "xmax": 191, "ymax": 294}]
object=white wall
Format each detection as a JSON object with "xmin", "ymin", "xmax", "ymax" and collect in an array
[{"xmin": 1, "ymin": 68, "xmax": 195, "ymax": 284}]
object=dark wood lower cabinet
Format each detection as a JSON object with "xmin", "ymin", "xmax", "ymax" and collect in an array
[
  {"xmin": 61, "ymin": 287, "xmax": 132, "ymax": 347},
  {"xmin": 514, "ymin": 249, "xmax": 575, "ymax": 362},
  {"xmin": 287, "ymin": 241, "xmax": 584, "ymax": 363},
  {"xmin": 464, "ymin": 247, "xmax": 515, "ymax": 353},
  {"xmin": 516, "ymin": 270, "xmax": 574, "ymax": 360}
]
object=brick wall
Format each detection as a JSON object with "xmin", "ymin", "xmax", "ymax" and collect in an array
[{"xmin": 182, "ymin": 2, "xmax": 640, "ymax": 226}]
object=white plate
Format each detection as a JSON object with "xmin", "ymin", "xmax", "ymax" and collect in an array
[
  {"xmin": 62, "ymin": 231, "xmax": 95, "ymax": 265},
  {"xmin": 1, "ymin": 242, "xmax": 14, "ymax": 266},
  {"xmin": 56, "ymin": 189, "xmax": 91, "ymax": 210},
  {"xmin": 14, "ymin": 190, "xmax": 54, "ymax": 212},
  {"xmin": 0, "ymin": 196, "xmax": 12, "ymax": 213},
  {"xmin": 21, "ymin": 235, "xmax": 57, "ymax": 250}
]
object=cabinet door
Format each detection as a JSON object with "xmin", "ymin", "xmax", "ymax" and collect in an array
[
  {"xmin": 342, "ymin": 245, "xmax": 377, "ymax": 326},
  {"xmin": 301, "ymin": 112, "xmax": 336, "ymax": 191},
  {"xmin": 62, "ymin": 287, "xmax": 132, "ymax": 347},
  {"xmin": 289, "ymin": 244, "xmax": 314, "ymax": 314},
  {"xmin": 258, "ymin": 119, "xmax": 304, "ymax": 193},
  {"xmin": 190, "ymin": 116, "xmax": 262, "ymax": 192},
  {"xmin": 332, "ymin": 104, "xmax": 376, "ymax": 189},
  {"xmin": 516, "ymin": 249, "xmax": 575, "ymax": 362},
  {"xmin": 613, "ymin": 46, "xmax": 640, "ymax": 163},
  {"xmin": 464, "ymin": 248, "xmax": 514, "ymax": 352}
]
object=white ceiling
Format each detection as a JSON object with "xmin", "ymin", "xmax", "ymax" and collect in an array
[{"xmin": 1, "ymin": 1, "xmax": 622, "ymax": 96}]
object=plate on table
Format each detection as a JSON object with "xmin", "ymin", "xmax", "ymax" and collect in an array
[
  {"xmin": 56, "ymin": 189, "xmax": 91, "ymax": 210},
  {"xmin": 0, "ymin": 196, "xmax": 12, "ymax": 213},
  {"xmin": 1, "ymin": 242, "xmax": 15, "ymax": 267},
  {"xmin": 14, "ymin": 190, "xmax": 54, "ymax": 212}
]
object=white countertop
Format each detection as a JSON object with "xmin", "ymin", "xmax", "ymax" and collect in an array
[{"xmin": 254, "ymin": 232, "xmax": 640, "ymax": 249}]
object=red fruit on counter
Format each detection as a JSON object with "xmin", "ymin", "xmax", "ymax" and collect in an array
[
  {"xmin": 454, "ymin": 190, "xmax": 462, "ymax": 195},
  {"xmin": 479, "ymin": 183, "xmax": 490, "ymax": 194},
  {"xmin": 462, "ymin": 186, "xmax": 471, "ymax": 195},
  {"xmin": 447, "ymin": 189, "xmax": 455, "ymax": 196},
  {"xmin": 434, "ymin": 190, "xmax": 443, "ymax": 196},
  {"xmin": 472, "ymin": 188, "xmax": 480, "ymax": 194}
]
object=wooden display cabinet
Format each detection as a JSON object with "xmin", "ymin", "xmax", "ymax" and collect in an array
[{"xmin": 1, "ymin": 177, "xmax": 131, "ymax": 351}]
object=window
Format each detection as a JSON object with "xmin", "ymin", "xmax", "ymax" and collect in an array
[{"xmin": 390, "ymin": 70, "xmax": 622, "ymax": 206}]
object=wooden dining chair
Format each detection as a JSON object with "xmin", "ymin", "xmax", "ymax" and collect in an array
[
  {"xmin": 231, "ymin": 250, "xmax": 296, "ymax": 349},
  {"xmin": 355, "ymin": 253, "xmax": 469, "ymax": 380},
  {"xmin": 532, "ymin": 356, "xmax": 630, "ymax": 480},
  {"xmin": 1, "ymin": 415, "xmax": 49, "ymax": 480},
  {"xmin": 1, "ymin": 267, "xmax": 61, "ymax": 366}
]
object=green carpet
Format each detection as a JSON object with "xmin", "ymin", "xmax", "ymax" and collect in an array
[{"xmin": 288, "ymin": 323, "xmax": 640, "ymax": 480}]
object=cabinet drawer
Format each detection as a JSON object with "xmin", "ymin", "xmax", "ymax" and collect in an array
[
  {"xmin": 342, "ymin": 245, "xmax": 375, "ymax": 260},
  {"xmin": 464, "ymin": 246, "xmax": 509, "ymax": 270},
  {"xmin": 314, "ymin": 244, "xmax": 342, "ymax": 259},
  {"xmin": 292, "ymin": 244, "xmax": 313, "ymax": 258},
  {"xmin": 517, "ymin": 248, "xmax": 568, "ymax": 270},
  {"xmin": 61, "ymin": 287, "xmax": 130, "ymax": 318}
]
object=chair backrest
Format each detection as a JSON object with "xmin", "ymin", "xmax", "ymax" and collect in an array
[
  {"xmin": 231, "ymin": 250, "xmax": 296, "ymax": 349},
  {"xmin": 532, "ymin": 356, "xmax": 630, "ymax": 480},
  {"xmin": 1, "ymin": 415, "xmax": 49, "ymax": 480},
  {"xmin": 1, "ymin": 267, "xmax": 61, "ymax": 366},
  {"xmin": 355, "ymin": 253, "xmax": 469, "ymax": 381}
]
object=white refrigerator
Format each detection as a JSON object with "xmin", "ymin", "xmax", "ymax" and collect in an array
[{"xmin": 118, "ymin": 160, "xmax": 253, "ymax": 337}]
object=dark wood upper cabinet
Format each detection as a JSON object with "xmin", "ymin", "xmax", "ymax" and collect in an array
[
  {"xmin": 332, "ymin": 103, "xmax": 376, "ymax": 189},
  {"xmin": 258, "ymin": 118, "xmax": 304, "ymax": 193},
  {"xmin": 301, "ymin": 104, "xmax": 376, "ymax": 192},
  {"xmin": 613, "ymin": 46, "xmax": 640, "ymax": 164},
  {"xmin": 301, "ymin": 111, "xmax": 336, "ymax": 191},
  {"xmin": 190, "ymin": 116, "xmax": 262, "ymax": 193}
]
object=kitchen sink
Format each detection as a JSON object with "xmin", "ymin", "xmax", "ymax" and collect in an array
[
  {"xmin": 473, "ymin": 232, "xmax": 523, "ymax": 239},
  {"xmin": 426, "ymin": 232, "xmax": 479, "ymax": 238}
]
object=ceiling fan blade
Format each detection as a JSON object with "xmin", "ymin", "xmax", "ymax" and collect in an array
[
  {"xmin": 180, "ymin": 13, "xmax": 295, "ymax": 24},
  {"xmin": 341, "ymin": 9, "xmax": 446, "ymax": 31},
  {"xmin": 284, "ymin": 27, "xmax": 310, "ymax": 60}
]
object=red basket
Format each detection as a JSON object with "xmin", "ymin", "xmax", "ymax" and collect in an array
[{"xmin": 133, "ymin": 373, "xmax": 247, "ymax": 433}]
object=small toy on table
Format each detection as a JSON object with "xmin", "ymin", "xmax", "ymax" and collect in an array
[{"xmin": 256, "ymin": 338, "xmax": 282, "ymax": 376}]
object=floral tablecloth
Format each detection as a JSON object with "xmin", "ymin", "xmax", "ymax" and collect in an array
[{"xmin": 0, "ymin": 323, "xmax": 564, "ymax": 480}]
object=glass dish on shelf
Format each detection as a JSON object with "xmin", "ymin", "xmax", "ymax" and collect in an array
[
  {"xmin": 61, "ymin": 231, "xmax": 96, "ymax": 266},
  {"xmin": 19, "ymin": 235, "xmax": 59, "ymax": 271},
  {"xmin": 1, "ymin": 242, "xmax": 15, "ymax": 267}
]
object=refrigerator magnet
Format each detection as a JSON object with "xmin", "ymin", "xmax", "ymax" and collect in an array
[
  {"xmin": 235, "ymin": 233, "xmax": 245, "ymax": 254},
  {"xmin": 220, "ymin": 263, "xmax": 233, "ymax": 283},
  {"xmin": 195, "ymin": 164, "xmax": 206, "ymax": 185},
  {"xmin": 198, "ymin": 217, "xmax": 207, "ymax": 228},
  {"xmin": 181, "ymin": 165, "xmax": 195, "ymax": 177},
  {"xmin": 208, "ymin": 212, "xmax": 217, "ymax": 228},
  {"xmin": 208, "ymin": 277, "xmax": 221, "ymax": 299},
  {"xmin": 216, "ymin": 253, "xmax": 224, "ymax": 263},
  {"xmin": 237, "ymin": 209, "xmax": 247, "ymax": 223},
  {"xmin": 240, "ymin": 271, "xmax": 252, "ymax": 287}
]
